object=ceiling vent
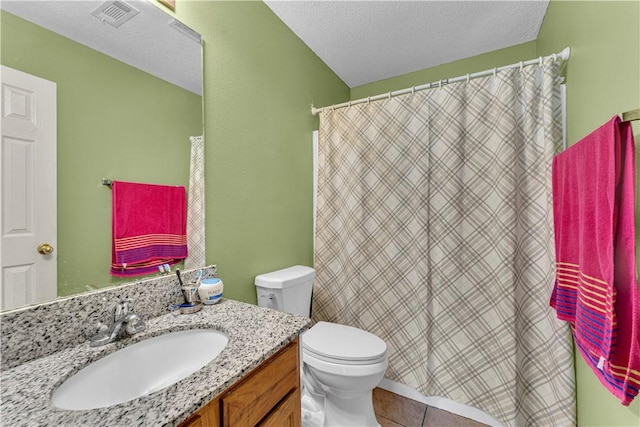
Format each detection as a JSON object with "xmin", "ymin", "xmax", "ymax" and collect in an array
[
  {"xmin": 168, "ymin": 19, "xmax": 201, "ymax": 44},
  {"xmin": 91, "ymin": 1, "xmax": 140, "ymax": 28}
]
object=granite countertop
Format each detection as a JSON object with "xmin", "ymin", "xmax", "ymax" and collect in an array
[{"xmin": 0, "ymin": 299, "xmax": 311, "ymax": 427}]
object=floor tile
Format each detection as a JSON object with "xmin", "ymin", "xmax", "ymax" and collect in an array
[
  {"xmin": 377, "ymin": 414, "xmax": 406, "ymax": 427},
  {"xmin": 373, "ymin": 387, "xmax": 427, "ymax": 427}
]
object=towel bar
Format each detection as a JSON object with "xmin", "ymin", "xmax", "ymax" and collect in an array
[{"xmin": 621, "ymin": 108, "xmax": 639, "ymax": 122}]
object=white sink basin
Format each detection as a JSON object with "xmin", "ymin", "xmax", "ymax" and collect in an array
[{"xmin": 51, "ymin": 329, "xmax": 228, "ymax": 410}]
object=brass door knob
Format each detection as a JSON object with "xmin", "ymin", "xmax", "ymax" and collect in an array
[{"xmin": 37, "ymin": 243, "xmax": 54, "ymax": 255}]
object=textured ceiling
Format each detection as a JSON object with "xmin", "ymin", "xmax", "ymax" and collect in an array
[
  {"xmin": 1, "ymin": 0, "xmax": 202, "ymax": 95},
  {"xmin": 265, "ymin": 0, "xmax": 550, "ymax": 88}
]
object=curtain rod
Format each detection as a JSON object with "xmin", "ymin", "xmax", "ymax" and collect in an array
[{"xmin": 311, "ymin": 47, "xmax": 571, "ymax": 116}]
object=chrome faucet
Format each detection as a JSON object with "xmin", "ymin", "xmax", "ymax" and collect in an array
[{"xmin": 89, "ymin": 300, "xmax": 146, "ymax": 347}]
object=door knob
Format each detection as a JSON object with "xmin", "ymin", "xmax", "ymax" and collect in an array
[{"xmin": 37, "ymin": 243, "xmax": 54, "ymax": 255}]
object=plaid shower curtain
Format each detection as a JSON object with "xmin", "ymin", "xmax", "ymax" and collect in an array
[
  {"xmin": 184, "ymin": 135, "xmax": 205, "ymax": 270},
  {"xmin": 313, "ymin": 58, "xmax": 575, "ymax": 426}
]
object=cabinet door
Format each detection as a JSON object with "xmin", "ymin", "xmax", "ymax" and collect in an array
[
  {"xmin": 179, "ymin": 397, "xmax": 220, "ymax": 427},
  {"xmin": 222, "ymin": 340, "xmax": 299, "ymax": 427},
  {"xmin": 179, "ymin": 414, "xmax": 204, "ymax": 427},
  {"xmin": 258, "ymin": 389, "xmax": 301, "ymax": 427}
]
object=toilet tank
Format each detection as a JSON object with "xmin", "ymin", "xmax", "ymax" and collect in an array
[{"xmin": 254, "ymin": 265, "xmax": 315, "ymax": 318}]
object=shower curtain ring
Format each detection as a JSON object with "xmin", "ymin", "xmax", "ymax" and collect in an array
[
  {"xmin": 466, "ymin": 73, "xmax": 470, "ymax": 84},
  {"xmin": 519, "ymin": 61, "xmax": 524, "ymax": 72},
  {"xmin": 367, "ymin": 96, "xmax": 370, "ymax": 105},
  {"xmin": 493, "ymin": 67, "xmax": 497, "ymax": 77}
]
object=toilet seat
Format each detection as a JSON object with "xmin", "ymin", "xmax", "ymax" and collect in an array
[
  {"xmin": 302, "ymin": 321, "xmax": 387, "ymax": 365},
  {"xmin": 303, "ymin": 349, "xmax": 388, "ymax": 377},
  {"xmin": 304, "ymin": 346, "xmax": 387, "ymax": 366}
]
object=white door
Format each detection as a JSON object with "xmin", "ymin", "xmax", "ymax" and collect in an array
[{"xmin": 1, "ymin": 65, "xmax": 57, "ymax": 310}]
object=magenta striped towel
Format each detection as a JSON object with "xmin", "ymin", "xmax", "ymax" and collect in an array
[
  {"xmin": 550, "ymin": 115, "xmax": 640, "ymax": 405},
  {"xmin": 110, "ymin": 181, "xmax": 188, "ymax": 277}
]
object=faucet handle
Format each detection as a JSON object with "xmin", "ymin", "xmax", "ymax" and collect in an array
[
  {"xmin": 113, "ymin": 302, "xmax": 123, "ymax": 322},
  {"xmin": 113, "ymin": 300, "xmax": 132, "ymax": 321}
]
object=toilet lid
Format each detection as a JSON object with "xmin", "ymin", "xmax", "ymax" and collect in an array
[{"xmin": 302, "ymin": 321, "xmax": 387, "ymax": 363}]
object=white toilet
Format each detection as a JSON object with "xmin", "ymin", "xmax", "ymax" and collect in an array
[{"xmin": 255, "ymin": 266, "xmax": 388, "ymax": 427}]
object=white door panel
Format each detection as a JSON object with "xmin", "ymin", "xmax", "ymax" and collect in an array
[{"xmin": 1, "ymin": 65, "xmax": 57, "ymax": 310}]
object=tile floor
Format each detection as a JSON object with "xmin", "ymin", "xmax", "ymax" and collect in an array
[{"xmin": 372, "ymin": 388, "xmax": 489, "ymax": 427}]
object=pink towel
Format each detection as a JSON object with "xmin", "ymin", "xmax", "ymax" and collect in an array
[
  {"xmin": 110, "ymin": 181, "xmax": 188, "ymax": 277},
  {"xmin": 551, "ymin": 115, "xmax": 640, "ymax": 405}
]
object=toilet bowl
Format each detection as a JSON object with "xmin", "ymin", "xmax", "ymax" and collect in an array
[
  {"xmin": 255, "ymin": 267, "xmax": 388, "ymax": 427},
  {"xmin": 301, "ymin": 321, "xmax": 388, "ymax": 427}
]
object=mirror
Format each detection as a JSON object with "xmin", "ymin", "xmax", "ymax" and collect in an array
[{"xmin": 0, "ymin": 0, "xmax": 203, "ymax": 310}]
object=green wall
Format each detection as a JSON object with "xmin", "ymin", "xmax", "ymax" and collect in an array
[
  {"xmin": 537, "ymin": 1, "xmax": 640, "ymax": 426},
  {"xmin": 0, "ymin": 11, "xmax": 203, "ymax": 296},
  {"xmin": 349, "ymin": 1, "xmax": 640, "ymax": 426},
  {"xmin": 168, "ymin": 1, "xmax": 349, "ymax": 303}
]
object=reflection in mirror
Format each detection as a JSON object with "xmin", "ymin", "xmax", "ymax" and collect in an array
[{"xmin": 0, "ymin": 0, "xmax": 203, "ymax": 311}]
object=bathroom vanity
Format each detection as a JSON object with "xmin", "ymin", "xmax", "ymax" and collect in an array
[
  {"xmin": 0, "ymin": 266, "xmax": 310, "ymax": 426},
  {"xmin": 179, "ymin": 339, "xmax": 300, "ymax": 427}
]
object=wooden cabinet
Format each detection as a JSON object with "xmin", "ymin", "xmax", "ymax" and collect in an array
[
  {"xmin": 179, "ymin": 339, "xmax": 301, "ymax": 427},
  {"xmin": 258, "ymin": 389, "xmax": 300, "ymax": 427},
  {"xmin": 179, "ymin": 397, "xmax": 221, "ymax": 427}
]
